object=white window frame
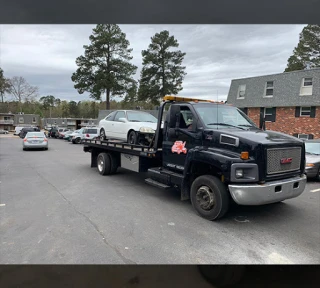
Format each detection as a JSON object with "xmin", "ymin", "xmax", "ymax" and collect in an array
[
  {"xmin": 300, "ymin": 77, "xmax": 313, "ymax": 96},
  {"xmin": 264, "ymin": 107, "xmax": 273, "ymax": 117},
  {"xmin": 264, "ymin": 81, "xmax": 274, "ymax": 97},
  {"xmin": 303, "ymin": 77, "xmax": 313, "ymax": 87},
  {"xmin": 300, "ymin": 106, "xmax": 311, "ymax": 116},
  {"xmin": 19, "ymin": 117, "xmax": 24, "ymax": 123},
  {"xmin": 298, "ymin": 134, "xmax": 309, "ymax": 140},
  {"xmin": 237, "ymin": 84, "xmax": 246, "ymax": 99}
]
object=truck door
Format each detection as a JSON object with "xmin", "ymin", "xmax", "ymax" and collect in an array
[{"xmin": 162, "ymin": 105, "xmax": 201, "ymax": 172}]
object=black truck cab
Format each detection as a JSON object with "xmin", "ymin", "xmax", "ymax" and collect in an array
[{"xmin": 84, "ymin": 96, "xmax": 307, "ymax": 220}]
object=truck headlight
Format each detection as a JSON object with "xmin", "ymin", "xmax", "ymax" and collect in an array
[
  {"xmin": 235, "ymin": 169, "xmax": 244, "ymax": 178},
  {"xmin": 139, "ymin": 127, "xmax": 155, "ymax": 133}
]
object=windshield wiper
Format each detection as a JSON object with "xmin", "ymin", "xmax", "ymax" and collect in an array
[
  {"xmin": 238, "ymin": 124, "xmax": 257, "ymax": 128},
  {"xmin": 129, "ymin": 120, "xmax": 141, "ymax": 122},
  {"xmin": 206, "ymin": 123, "xmax": 246, "ymax": 130},
  {"xmin": 143, "ymin": 121, "xmax": 156, "ymax": 123}
]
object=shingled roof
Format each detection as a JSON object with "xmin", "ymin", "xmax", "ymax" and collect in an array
[{"xmin": 227, "ymin": 68, "xmax": 320, "ymax": 108}]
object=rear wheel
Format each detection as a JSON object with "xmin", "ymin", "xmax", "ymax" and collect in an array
[
  {"xmin": 190, "ymin": 175, "xmax": 229, "ymax": 220},
  {"xmin": 97, "ymin": 153, "xmax": 112, "ymax": 175},
  {"xmin": 100, "ymin": 128, "xmax": 106, "ymax": 141},
  {"xmin": 75, "ymin": 137, "xmax": 81, "ymax": 144},
  {"xmin": 128, "ymin": 130, "xmax": 138, "ymax": 144}
]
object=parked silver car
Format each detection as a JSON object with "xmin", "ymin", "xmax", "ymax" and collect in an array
[
  {"xmin": 23, "ymin": 132, "xmax": 49, "ymax": 151},
  {"xmin": 0, "ymin": 129, "xmax": 9, "ymax": 134},
  {"xmin": 305, "ymin": 139, "xmax": 320, "ymax": 181}
]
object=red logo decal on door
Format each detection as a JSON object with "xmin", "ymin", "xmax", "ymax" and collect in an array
[{"xmin": 171, "ymin": 141, "xmax": 187, "ymax": 154}]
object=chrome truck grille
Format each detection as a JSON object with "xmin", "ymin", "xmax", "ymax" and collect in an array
[{"xmin": 267, "ymin": 147, "xmax": 301, "ymax": 175}]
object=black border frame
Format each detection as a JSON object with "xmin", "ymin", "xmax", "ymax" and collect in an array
[{"xmin": 0, "ymin": 0, "xmax": 320, "ymax": 24}]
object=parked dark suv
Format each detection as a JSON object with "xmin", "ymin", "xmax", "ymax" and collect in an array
[
  {"xmin": 19, "ymin": 127, "xmax": 40, "ymax": 138},
  {"xmin": 48, "ymin": 127, "xmax": 58, "ymax": 138}
]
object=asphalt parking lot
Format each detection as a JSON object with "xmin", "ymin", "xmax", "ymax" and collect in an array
[{"xmin": 0, "ymin": 135, "xmax": 319, "ymax": 264}]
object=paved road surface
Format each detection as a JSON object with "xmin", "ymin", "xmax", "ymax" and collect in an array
[{"xmin": 0, "ymin": 135, "xmax": 319, "ymax": 264}]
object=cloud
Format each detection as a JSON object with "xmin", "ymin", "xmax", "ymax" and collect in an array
[{"xmin": 0, "ymin": 24, "xmax": 305, "ymax": 102}]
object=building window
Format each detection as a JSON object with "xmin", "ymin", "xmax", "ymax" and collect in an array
[
  {"xmin": 237, "ymin": 85, "xmax": 246, "ymax": 99},
  {"xmin": 32, "ymin": 117, "xmax": 36, "ymax": 123},
  {"xmin": 19, "ymin": 117, "xmax": 24, "ymax": 123},
  {"xmin": 298, "ymin": 134, "xmax": 310, "ymax": 140},
  {"xmin": 264, "ymin": 107, "xmax": 273, "ymax": 116},
  {"xmin": 62, "ymin": 120, "xmax": 65, "ymax": 124},
  {"xmin": 265, "ymin": 81, "xmax": 274, "ymax": 97},
  {"xmin": 300, "ymin": 107, "xmax": 311, "ymax": 116},
  {"xmin": 4, "ymin": 116, "xmax": 11, "ymax": 120},
  {"xmin": 303, "ymin": 77, "xmax": 313, "ymax": 86},
  {"xmin": 300, "ymin": 77, "xmax": 313, "ymax": 96}
]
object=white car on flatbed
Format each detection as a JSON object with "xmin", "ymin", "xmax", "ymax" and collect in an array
[{"xmin": 98, "ymin": 110, "xmax": 159, "ymax": 145}]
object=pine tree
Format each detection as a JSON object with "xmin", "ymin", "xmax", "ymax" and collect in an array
[
  {"xmin": 71, "ymin": 24, "xmax": 137, "ymax": 110},
  {"xmin": 0, "ymin": 68, "xmax": 11, "ymax": 103},
  {"xmin": 284, "ymin": 24, "xmax": 320, "ymax": 72},
  {"xmin": 138, "ymin": 30, "xmax": 187, "ymax": 105}
]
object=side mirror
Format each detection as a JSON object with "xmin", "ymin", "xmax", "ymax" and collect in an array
[
  {"xmin": 169, "ymin": 105, "xmax": 180, "ymax": 128},
  {"xmin": 118, "ymin": 118, "xmax": 127, "ymax": 123}
]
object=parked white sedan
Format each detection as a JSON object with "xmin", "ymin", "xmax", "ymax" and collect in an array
[{"xmin": 99, "ymin": 110, "xmax": 159, "ymax": 145}]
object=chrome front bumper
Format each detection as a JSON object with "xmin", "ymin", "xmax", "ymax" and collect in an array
[{"xmin": 228, "ymin": 174, "xmax": 307, "ymax": 205}]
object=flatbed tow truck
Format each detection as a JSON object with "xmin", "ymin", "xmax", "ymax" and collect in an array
[{"xmin": 83, "ymin": 96, "xmax": 307, "ymax": 220}]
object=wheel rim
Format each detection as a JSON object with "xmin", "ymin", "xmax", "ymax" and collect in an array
[
  {"xmin": 100, "ymin": 130, "xmax": 105, "ymax": 141},
  {"xmin": 196, "ymin": 185, "xmax": 215, "ymax": 211},
  {"xmin": 98, "ymin": 156, "xmax": 104, "ymax": 172}
]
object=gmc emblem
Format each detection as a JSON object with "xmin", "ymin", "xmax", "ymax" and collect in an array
[{"xmin": 280, "ymin": 158, "xmax": 293, "ymax": 164}]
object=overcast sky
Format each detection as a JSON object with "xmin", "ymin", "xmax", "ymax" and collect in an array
[{"xmin": 0, "ymin": 24, "xmax": 305, "ymax": 102}]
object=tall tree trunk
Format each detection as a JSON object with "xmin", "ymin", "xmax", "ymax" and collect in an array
[{"xmin": 106, "ymin": 89, "xmax": 110, "ymax": 110}]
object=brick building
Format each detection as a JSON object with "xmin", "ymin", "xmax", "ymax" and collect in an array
[{"xmin": 227, "ymin": 68, "xmax": 320, "ymax": 139}]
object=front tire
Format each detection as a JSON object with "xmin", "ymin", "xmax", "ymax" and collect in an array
[
  {"xmin": 190, "ymin": 175, "xmax": 229, "ymax": 220},
  {"xmin": 128, "ymin": 130, "xmax": 138, "ymax": 145}
]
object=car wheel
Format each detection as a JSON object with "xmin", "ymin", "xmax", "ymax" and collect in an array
[
  {"xmin": 190, "ymin": 175, "xmax": 230, "ymax": 220},
  {"xmin": 100, "ymin": 129, "xmax": 106, "ymax": 141},
  {"xmin": 75, "ymin": 137, "xmax": 81, "ymax": 144},
  {"xmin": 97, "ymin": 153, "xmax": 112, "ymax": 175},
  {"xmin": 128, "ymin": 130, "xmax": 138, "ymax": 145}
]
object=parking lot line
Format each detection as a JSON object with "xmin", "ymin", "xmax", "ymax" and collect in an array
[
  {"xmin": 0, "ymin": 204, "xmax": 6, "ymax": 207},
  {"xmin": 310, "ymin": 188, "xmax": 320, "ymax": 193}
]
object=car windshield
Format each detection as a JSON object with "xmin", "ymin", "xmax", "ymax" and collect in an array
[
  {"xmin": 26, "ymin": 132, "xmax": 45, "ymax": 138},
  {"xmin": 126, "ymin": 111, "xmax": 157, "ymax": 123},
  {"xmin": 305, "ymin": 143, "xmax": 320, "ymax": 155},
  {"xmin": 194, "ymin": 105, "xmax": 258, "ymax": 129}
]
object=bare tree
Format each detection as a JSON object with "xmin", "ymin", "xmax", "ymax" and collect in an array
[{"xmin": 8, "ymin": 76, "xmax": 39, "ymax": 112}]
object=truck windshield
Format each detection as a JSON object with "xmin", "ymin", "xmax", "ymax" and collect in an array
[{"xmin": 194, "ymin": 105, "xmax": 258, "ymax": 129}]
